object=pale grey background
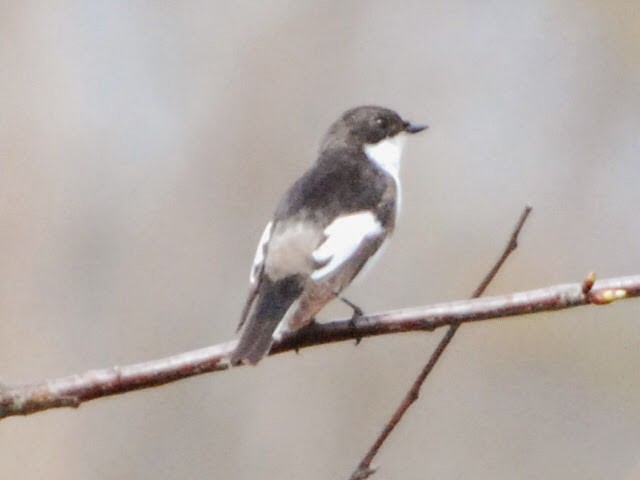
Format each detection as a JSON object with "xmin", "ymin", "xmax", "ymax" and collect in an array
[{"xmin": 1, "ymin": 1, "xmax": 639, "ymax": 479}]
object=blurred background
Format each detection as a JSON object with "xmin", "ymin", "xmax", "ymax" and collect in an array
[{"xmin": 1, "ymin": 1, "xmax": 639, "ymax": 478}]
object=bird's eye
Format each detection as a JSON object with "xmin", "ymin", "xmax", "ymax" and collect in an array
[{"xmin": 375, "ymin": 116, "xmax": 388, "ymax": 130}]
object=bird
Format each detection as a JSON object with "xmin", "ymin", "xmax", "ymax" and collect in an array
[{"xmin": 231, "ymin": 105, "xmax": 427, "ymax": 365}]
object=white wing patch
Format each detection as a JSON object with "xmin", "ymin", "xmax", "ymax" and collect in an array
[
  {"xmin": 311, "ymin": 211, "xmax": 383, "ymax": 280},
  {"xmin": 364, "ymin": 133, "xmax": 406, "ymax": 216},
  {"xmin": 249, "ymin": 221, "xmax": 272, "ymax": 284}
]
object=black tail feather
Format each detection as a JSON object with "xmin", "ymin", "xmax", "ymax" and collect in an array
[{"xmin": 232, "ymin": 276, "xmax": 303, "ymax": 365}]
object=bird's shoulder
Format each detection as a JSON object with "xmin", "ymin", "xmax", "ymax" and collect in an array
[{"xmin": 275, "ymin": 147, "xmax": 391, "ymax": 223}]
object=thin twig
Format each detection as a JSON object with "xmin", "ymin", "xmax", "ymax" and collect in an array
[
  {"xmin": 470, "ymin": 206, "xmax": 532, "ymax": 298},
  {"xmin": 2, "ymin": 273, "xmax": 639, "ymax": 419},
  {"xmin": 348, "ymin": 206, "xmax": 532, "ymax": 480}
]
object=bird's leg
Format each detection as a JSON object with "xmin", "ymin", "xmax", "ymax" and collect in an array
[
  {"xmin": 335, "ymin": 293, "xmax": 364, "ymax": 345},
  {"xmin": 340, "ymin": 296, "xmax": 364, "ymax": 319}
]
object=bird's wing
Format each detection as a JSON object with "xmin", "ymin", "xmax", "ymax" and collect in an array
[
  {"xmin": 269, "ymin": 211, "xmax": 385, "ymax": 337},
  {"xmin": 249, "ymin": 221, "xmax": 273, "ymax": 285},
  {"xmin": 311, "ymin": 211, "xmax": 385, "ymax": 283},
  {"xmin": 237, "ymin": 221, "xmax": 273, "ymax": 332}
]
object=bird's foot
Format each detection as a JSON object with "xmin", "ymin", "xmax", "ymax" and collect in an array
[{"xmin": 336, "ymin": 294, "xmax": 364, "ymax": 345}]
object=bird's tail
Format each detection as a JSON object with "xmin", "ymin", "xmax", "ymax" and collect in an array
[{"xmin": 231, "ymin": 276, "xmax": 302, "ymax": 365}]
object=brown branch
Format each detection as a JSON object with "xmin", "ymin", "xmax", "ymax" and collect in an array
[
  {"xmin": 1, "ymin": 273, "xmax": 639, "ymax": 420},
  {"xmin": 348, "ymin": 205, "xmax": 531, "ymax": 480}
]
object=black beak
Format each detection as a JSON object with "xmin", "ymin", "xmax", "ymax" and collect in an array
[{"xmin": 403, "ymin": 121, "xmax": 428, "ymax": 134}]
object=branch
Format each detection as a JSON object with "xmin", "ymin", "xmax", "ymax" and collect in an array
[
  {"xmin": 1, "ymin": 274, "xmax": 638, "ymax": 420},
  {"xmin": 348, "ymin": 205, "xmax": 531, "ymax": 480}
]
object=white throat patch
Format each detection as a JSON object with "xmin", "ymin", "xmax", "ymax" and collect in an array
[
  {"xmin": 363, "ymin": 133, "xmax": 406, "ymax": 180},
  {"xmin": 364, "ymin": 133, "xmax": 406, "ymax": 215}
]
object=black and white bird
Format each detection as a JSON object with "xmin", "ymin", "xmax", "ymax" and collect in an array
[{"xmin": 232, "ymin": 105, "xmax": 427, "ymax": 365}]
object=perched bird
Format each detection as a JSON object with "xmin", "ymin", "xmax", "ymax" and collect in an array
[{"xmin": 232, "ymin": 105, "xmax": 427, "ymax": 365}]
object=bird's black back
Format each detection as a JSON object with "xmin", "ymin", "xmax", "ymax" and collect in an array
[{"xmin": 274, "ymin": 146, "xmax": 397, "ymax": 229}]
